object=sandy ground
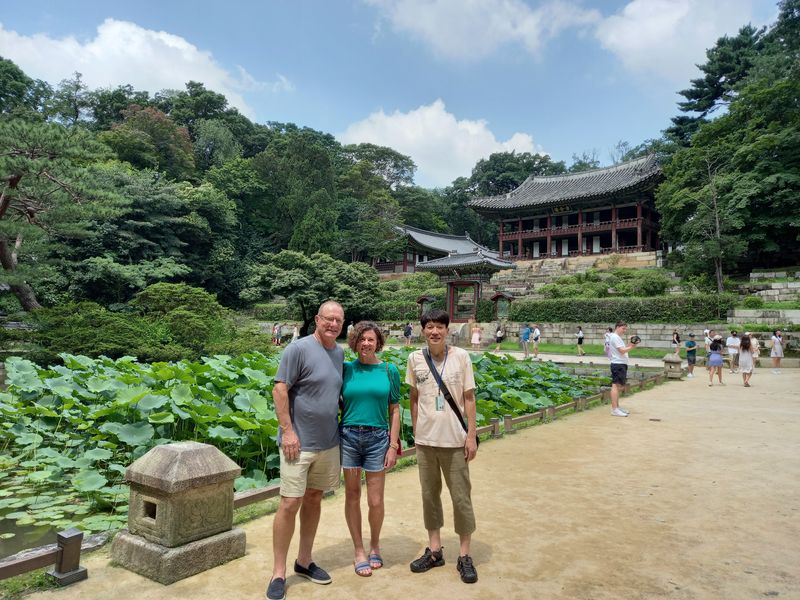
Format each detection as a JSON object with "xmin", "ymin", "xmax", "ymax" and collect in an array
[{"xmin": 27, "ymin": 368, "xmax": 800, "ymax": 600}]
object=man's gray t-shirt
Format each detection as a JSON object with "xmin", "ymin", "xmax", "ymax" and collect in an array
[{"xmin": 276, "ymin": 335, "xmax": 344, "ymax": 451}]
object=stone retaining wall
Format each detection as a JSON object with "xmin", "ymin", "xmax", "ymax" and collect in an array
[{"xmin": 728, "ymin": 309, "xmax": 800, "ymax": 325}]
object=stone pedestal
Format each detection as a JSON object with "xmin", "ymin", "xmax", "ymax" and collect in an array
[
  {"xmin": 662, "ymin": 353, "xmax": 683, "ymax": 379},
  {"xmin": 111, "ymin": 441, "xmax": 245, "ymax": 584}
]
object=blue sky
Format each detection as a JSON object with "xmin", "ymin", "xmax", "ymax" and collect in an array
[{"xmin": 0, "ymin": 0, "xmax": 776, "ymax": 187}]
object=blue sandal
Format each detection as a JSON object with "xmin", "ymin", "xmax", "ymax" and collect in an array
[
  {"xmin": 354, "ymin": 561, "xmax": 372, "ymax": 577},
  {"xmin": 369, "ymin": 552, "xmax": 383, "ymax": 569}
]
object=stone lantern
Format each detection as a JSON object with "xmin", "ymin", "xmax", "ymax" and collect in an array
[
  {"xmin": 662, "ymin": 353, "xmax": 683, "ymax": 379},
  {"xmin": 111, "ymin": 442, "xmax": 246, "ymax": 584}
]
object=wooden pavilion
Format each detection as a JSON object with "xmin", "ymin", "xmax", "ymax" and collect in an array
[{"xmin": 467, "ymin": 155, "xmax": 663, "ymax": 259}]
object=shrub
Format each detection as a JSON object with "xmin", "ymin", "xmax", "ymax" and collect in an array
[
  {"xmin": 132, "ymin": 283, "xmax": 226, "ymax": 319},
  {"xmin": 742, "ymin": 296, "xmax": 765, "ymax": 308},
  {"xmin": 370, "ymin": 301, "xmax": 419, "ymax": 321},
  {"xmin": 509, "ymin": 294, "xmax": 738, "ymax": 323},
  {"xmin": 252, "ymin": 303, "xmax": 295, "ymax": 320},
  {"xmin": 476, "ymin": 299, "xmax": 494, "ymax": 323}
]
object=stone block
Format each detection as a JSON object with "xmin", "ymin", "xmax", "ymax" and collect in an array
[{"xmin": 111, "ymin": 528, "xmax": 246, "ymax": 585}]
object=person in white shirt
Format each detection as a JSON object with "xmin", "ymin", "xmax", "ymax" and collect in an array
[
  {"xmin": 608, "ymin": 321, "xmax": 639, "ymax": 417},
  {"xmin": 726, "ymin": 331, "xmax": 741, "ymax": 373},
  {"xmin": 532, "ymin": 325, "xmax": 541, "ymax": 358}
]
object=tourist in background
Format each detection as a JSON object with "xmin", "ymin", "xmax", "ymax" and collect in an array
[
  {"xmin": 771, "ymin": 330, "xmax": 784, "ymax": 374},
  {"xmin": 738, "ymin": 334, "xmax": 754, "ymax": 387},
  {"xmin": 267, "ymin": 301, "xmax": 345, "ymax": 600},
  {"xmin": 532, "ymin": 324, "xmax": 541, "ymax": 358},
  {"xmin": 341, "ymin": 321, "xmax": 401, "ymax": 577},
  {"xmin": 671, "ymin": 329, "xmax": 681, "ymax": 354},
  {"xmin": 704, "ymin": 329, "xmax": 714, "ymax": 372},
  {"xmin": 684, "ymin": 333, "xmax": 697, "ymax": 378},
  {"xmin": 520, "ymin": 323, "xmax": 531, "ymax": 358},
  {"xmin": 748, "ymin": 332, "xmax": 760, "ymax": 360},
  {"xmin": 494, "ymin": 321, "xmax": 505, "ymax": 351},
  {"xmin": 403, "ymin": 322, "xmax": 413, "ymax": 347},
  {"xmin": 470, "ymin": 321, "xmax": 482, "ymax": 351},
  {"xmin": 291, "ymin": 324, "xmax": 299, "ymax": 343},
  {"xmin": 604, "ymin": 327, "xmax": 613, "ymax": 359},
  {"xmin": 726, "ymin": 331, "xmax": 741, "ymax": 374},
  {"xmin": 576, "ymin": 326, "xmax": 586, "ymax": 356},
  {"xmin": 707, "ymin": 336, "xmax": 724, "ymax": 386},
  {"xmin": 607, "ymin": 321, "xmax": 638, "ymax": 417}
]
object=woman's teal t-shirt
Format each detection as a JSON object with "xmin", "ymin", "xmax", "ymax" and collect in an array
[{"xmin": 341, "ymin": 360, "xmax": 401, "ymax": 429}]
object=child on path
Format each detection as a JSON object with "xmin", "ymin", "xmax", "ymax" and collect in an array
[
  {"xmin": 771, "ymin": 330, "xmax": 784, "ymax": 374},
  {"xmin": 685, "ymin": 333, "xmax": 697, "ymax": 378},
  {"xmin": 576, "ymin": 326, "xmax": 586, "ymax": 356}
]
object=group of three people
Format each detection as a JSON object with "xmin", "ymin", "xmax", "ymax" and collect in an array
[{"xmin": 267, "ymin": 301, "xmax": 479, "ymax": 600}]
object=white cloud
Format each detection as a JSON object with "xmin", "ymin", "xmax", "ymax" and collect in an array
[
  {"xmin": 595, "ymin": 0, "xmax": 766, "ymax": 83},
  {"xmin": 340, "ymin": 99, "xmax": 540, "ymax": 187},
  {"xmin": 365, "ymin": 0, "xmax": 600, "ymax": 61},
  {"xmin": 0, "ymin": 18, "xmax": 292, "ymax": 118}
]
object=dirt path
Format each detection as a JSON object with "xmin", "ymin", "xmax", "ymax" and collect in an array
[{"xmin": 28, "ymin": 370, "xmax": 800, "ymax": 600}]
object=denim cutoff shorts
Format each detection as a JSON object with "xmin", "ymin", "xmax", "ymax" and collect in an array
[{"xmin": 340, "ymin": 426, "xmax": 389, "ymax": 472}]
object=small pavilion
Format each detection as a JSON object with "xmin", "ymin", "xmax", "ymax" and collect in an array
[
  {"xmin": 374, "ymin": 225, "xmax": 493, "ymax": 274},
  {"xmin": 468, "ymin": 155, "xmax": 663, "ymax": 259}
]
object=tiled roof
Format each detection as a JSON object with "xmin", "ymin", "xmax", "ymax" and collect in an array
[
  {"xmin": 468, "ymin": 155, "xmax": 662, "ymax": 215},
  {"xmin": 415, "ymin": 251, "xmax": 514, "ymax": 273},
  {"xmin": 396, "ymin": 225, "xmax": 490, "ymax": 255}
]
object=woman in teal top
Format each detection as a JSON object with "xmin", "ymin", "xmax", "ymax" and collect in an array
[{"xmin": 341, "ymin": 321, "xmax": 401, "ymax": 577}]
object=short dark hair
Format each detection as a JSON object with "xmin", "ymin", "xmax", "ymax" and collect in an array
[
  {"xmin": 420, "ymin": 309, "xmax": 450, "ymax": 328},
  {"xmin": 615, "ymin": 321, "xmax": 627, "ymax": 329},
  {"xmin": 347, "ymin": 320, "xmax": 385, "ymax": 352}
]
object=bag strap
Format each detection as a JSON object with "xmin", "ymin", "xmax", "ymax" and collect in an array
[{"xmin": 423, "ymin": 348, "xmax": 468, "ymax": 434}]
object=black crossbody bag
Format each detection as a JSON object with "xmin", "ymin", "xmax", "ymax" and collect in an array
[{"xmin": 422, "ymin": 348, "xmax": 479, "ymax": 448}]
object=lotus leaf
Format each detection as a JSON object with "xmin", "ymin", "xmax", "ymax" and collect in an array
[
  {"xmin": 116, "ymin": 422, "xmax": 155, "ymax": 446},
  {"xmin": 208, "ymin": 425, "xmax": 241, "ymax": 442},
  {"xmin": 84, "ymin": 448, "xmax": 113, "ymax": 461},
  {"xmin": 72, "ymin": 470, "xmax": 108, "ymax": 492}
]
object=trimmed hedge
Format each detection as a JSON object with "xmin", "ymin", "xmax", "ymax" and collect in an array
[{"xmin": 509, "ymin": 294, "xmax": 737, "ymax": 323}]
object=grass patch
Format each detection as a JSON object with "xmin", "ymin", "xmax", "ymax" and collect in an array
[{"xmin": 0, "ymin": 567, "xmax": 58, "ymax": 599}]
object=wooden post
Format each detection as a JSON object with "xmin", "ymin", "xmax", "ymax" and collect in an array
[
  {"xmin": 491, "ymin": 417, "xmax": 502, "ymax": 439},
  {"xmin": 577, "ymin": 209, "xmax": 583, "ymax": 254},
  {"xmin": 47, "ymin": 528, "xmax": 87, "ymax": 586},
  {"xmin": 498, "ymin": 221, "xmax": 504, "ymax": 257},
  {"xmin": 611, "ymin": 206, "xmax": 618, "ymax": 250},
  {"xmin": 504, "ymin": 414, "xmax": 515, "ymax": 434},
  {"xmin": 636, "ymin": 203, "xmax": 643, "ymax": 248},
  {"xmin": 517, "ymin": 217, "xmax": 523, "ymax": 257}
]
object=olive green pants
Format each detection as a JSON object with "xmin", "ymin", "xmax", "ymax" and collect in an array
[{"xmin": 416, "ymin": 444, "xmax": 476, "ymax": 536}]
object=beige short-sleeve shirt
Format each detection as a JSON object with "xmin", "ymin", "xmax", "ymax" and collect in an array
[{"xmin": 406, "ymin": 346, "xmax": 476, "ymax": 448}]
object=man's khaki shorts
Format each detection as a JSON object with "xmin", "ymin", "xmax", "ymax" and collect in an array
[{"xmin": 279, "ymin": 445, "xmax": 340, "ymax": 497}]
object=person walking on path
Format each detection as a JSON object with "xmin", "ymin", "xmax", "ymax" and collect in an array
[
  {"xmin": 532, "ymin": 324, "xmax": 541, "ymax": 358},
  {"xmin": 704, "ymin": 329, "xmax": 714, "ymax": 372},
  {"xmin": 671, "ymin": 329, "xmax": 681, "ymax": 354},
  {"xmin": 576, "ymin": 326, "xmax": 586, "ymax": 356},
  {"xmin": 707, "ymin": 336, "xmax": 725, "ymax": 386},
  {"xmin": 267, "ymin": 301, "xmax": 345, "ymax": 600},
  {"xmin": 604, "ymin": 327, "xmax": 613, "ymax": 359},
  {"xmin": 403, "ymin": 322, "xmax": 413, "ymax": 347},
  {"xmin": 520, "ymin": 323, "xmax": 531, "ymax": 358},
  {"xmin": 771, "ymin": 330, "xmax": 784, "ymax": 373},
  {"xmin": 406, "ymin": 309, "xmax": 479, "ymax": 584},
  {"xmin": 470, "ymin": 321, "xmax": 482, "ymax": 351},
  {"xmin": 608, "ymin": 321, "xmax": 639, "ymax": 417},
  {"xmin": 726, "ymin": 331, "xmax": 741, "ymax": 374},
  {"xmin": 494, "ymin": 321, "xmax": 505, "ymax": 351},
  {"xmin": 341, "ymin": 321, "xmax": 401, "ymax": 577},
  {"xmin": 738, "ymin": 334, "xmax": 755, "ymax": 387},
  {"xmin": 684, "ymin": 333, "xmax": 697, "ymax": 378}
]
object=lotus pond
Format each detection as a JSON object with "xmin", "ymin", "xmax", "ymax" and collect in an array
[{"xmin": 0, "ymin": 348, "xmax": 608, "ymax": 557}]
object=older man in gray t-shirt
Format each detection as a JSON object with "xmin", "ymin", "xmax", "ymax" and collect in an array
[{"xmin": 267, "ymin": 301, "xmax": 344, "ymax": 600}]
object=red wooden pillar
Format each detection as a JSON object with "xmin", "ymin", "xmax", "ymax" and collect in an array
[
  {"xmin": 498, "ymin": 221, "xmax": 504, "ymax": 257},
  {"xmin": 517, "ymin": 217, "xmax": 523, "ymax": 257},
  {"xmin": 611, "ymin": 206, "xmax": 617, "ymax": 250},
  {"xmin": 577, "ymin": 209, "xmax": 583, "ymax": 255},
  {"xmin": 636, "ymin": 203, "xmax": 642, "ymax": 248},
  {"xmin": 546, "ymin": 215, "xmax": 552, "ymax": 256}
]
